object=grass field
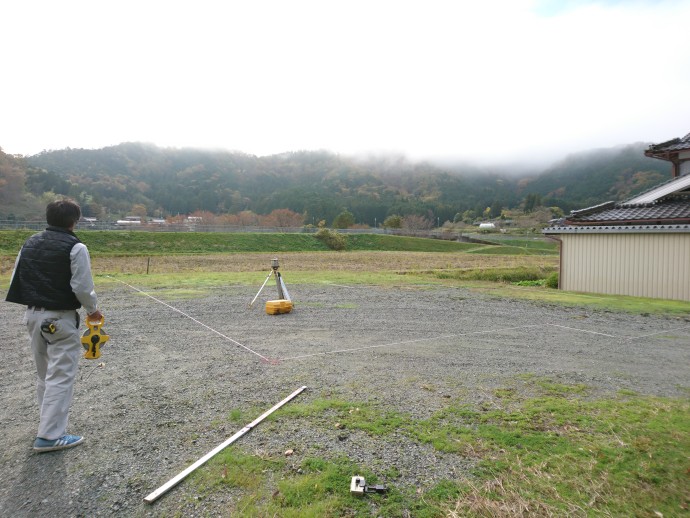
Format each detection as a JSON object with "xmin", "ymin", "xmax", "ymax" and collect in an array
[
  {"xmin": 199, "ymin": 381, "xmax": 689, "ymax": 517},
  {"xmin": 3, "ymin": 230, "xmax": 689, "ymax": 316},
  {"xmin": 0, "ymin": 230, "xmax": 509, "ymax": 255},
  {"xmin": 0, "ymin": 229, "xmax": 559, "ymax": 254}
]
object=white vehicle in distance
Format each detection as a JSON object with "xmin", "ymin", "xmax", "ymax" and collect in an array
[{"xmin": 115, "ymin": 216, "xmax": 142, "ymax": 226}]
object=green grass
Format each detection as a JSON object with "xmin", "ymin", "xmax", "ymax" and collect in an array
[
  {"xmin": 90, "ymin": 270, "xmax": 413, "ymax": 293},
  {"xmin": 279, "ymin": 398, "xmax": 408, "ymax": 436},
  {"xmin": 15, "ymin": 261, "xmax": 670, "ymax": 319},
  {"xmin": 189, "ymin": 378, "xmax": 689, "ymax": 517},
  {"xmin": 469, "ymin": 280, "xmax": 690, "ymax": 316},
  {"xmin": 481, "ymin": 238, "xmax": 558, "ymax": 252},
  {"xmin": 459, "ymin": 393, "xmax": 690, "ymax": 517},
  {"xmin": 0, "ymin": 230, "xmax": 479, "ymax": 255},
  {"xmin": 466, "ymin": 245, "xmax": 556, "ymax": 256},
  {"xmin": 0, "ymin": 230, "xmax": 332, "ymax": 255},
  {"xmin": 432, "ymin": 266, "xmax": 556, "ymax": 283},
  {"xmin": 513, "ymin": 279, "xmax": 547, "ymax": 287},
  {"xmin": 78, "ymin": 267, "xmax": 690, "ymax": 317},
  {"xmin": 346, "ymin": 234, "xmax": 480, "ymax": 252},
  {"xmin": 96, "ymin": 272, "xmax": 259, "ymax": 290}
]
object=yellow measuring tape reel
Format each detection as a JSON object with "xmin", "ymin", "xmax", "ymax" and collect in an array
[{"xmin": 81, "ymin": 315, "xmax": 110, "ymax": 359}]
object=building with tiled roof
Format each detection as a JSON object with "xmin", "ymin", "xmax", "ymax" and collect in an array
[
  {"xmin": 644, "ymin": 131, "xmax": 690, "ymax": 177},
  {"xmin": 559, "ymin": 173, "xmax": 690, "ymax": 227},
  {"xmin": 543, "ymin": 132, "xmax": 690, "ymax": 301}
]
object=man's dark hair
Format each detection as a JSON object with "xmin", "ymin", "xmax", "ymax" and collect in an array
[{"xmin": 46, "ymin": 199, "xmax": 81, "ymax": 228}]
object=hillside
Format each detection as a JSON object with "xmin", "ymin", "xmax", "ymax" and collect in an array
[
  {"xmin": 0, "ymin": 142, "xmax": 672, "ymax": 222},
  {"xmin": 0, "ymin": 230, "xmax": 499, "ymax": 257},
  {"xmin": 0, "ymin": 149, "xmax": 45, "ymax": 218},
  {"xmin": 519, "ymin": 143, "xmax": 670, "ymax": 211}
]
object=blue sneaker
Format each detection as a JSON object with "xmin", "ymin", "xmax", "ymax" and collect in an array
[{"xmin": 33, "ymin": 434, "xmax": 84, "ymax": 452}]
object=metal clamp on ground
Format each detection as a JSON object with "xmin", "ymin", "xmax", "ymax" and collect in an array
[{"xmin": 350, "ymin": 476, "xmax": 387, "ymax": 496}]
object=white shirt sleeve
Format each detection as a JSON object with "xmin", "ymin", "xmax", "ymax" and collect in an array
[{"xmin": 70, "ymin": 243, "xmax": 98, "ymax": 314}]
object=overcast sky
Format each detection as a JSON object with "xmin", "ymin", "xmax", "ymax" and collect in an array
[{"xmin": 2, "ymin": 0, "xmax": 689, "ymax": 166}]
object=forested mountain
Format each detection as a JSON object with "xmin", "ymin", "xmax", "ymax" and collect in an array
[
  {"xmin": 0, "ymin": 141, "xmax": 672, "ymax": 224},
  {"xmin": 518, "ymin": 144, "xmax": 670, "ymax": 211}
]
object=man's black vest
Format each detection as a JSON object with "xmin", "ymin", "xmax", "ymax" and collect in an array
[{"xmin": 5, "ymin": 227, "xmax": 82, "ymax": 310}]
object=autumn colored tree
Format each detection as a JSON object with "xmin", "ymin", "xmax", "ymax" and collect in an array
[
  {"xmin": 216, "ymin": 213, "xmax": 241, "ymax": 226},
  {"xmin": 237, "ymin": 210, "xmax": 260, "ymax": 226},
  {"xmin": 130, "ymin": 204, "xmax": 148, "ymax": 220},
  {"xmin": 261, "ymin": 208, "xmax": 304, "ymax": 227},
  {"xmin": 167, "ymin": 214, "xmax": 186, "ymax": 224}
]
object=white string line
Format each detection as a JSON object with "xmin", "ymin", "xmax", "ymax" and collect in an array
[
  {"xmin": 107, "ymin": 276, "xmax": 688, "ymax": 362},
  {"xmin": 108, "ymin": 276, "xmax": 271, "ymax": 363},
  {"xmin": 622, "ymin": 324, "xmax": 690, "ymax": 341},
  {"xmin": 544, "ymin": 323, "xmax": 620, "ymax": 338},
  {"xmin": 277, "ymin": 324, "xmax": 542, "ymax": 361},
  {"xmin": 546, "ymin": 322, "xmax": 690, "ymax": 341},
  {"xmin": 325, "ymin": 282, "xmax": 684, "ymax": 342}
]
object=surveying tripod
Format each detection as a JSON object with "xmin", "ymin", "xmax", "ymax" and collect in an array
[{"xmin": 249, "ymin": 258, "xmax": 291, "ymax": 309}]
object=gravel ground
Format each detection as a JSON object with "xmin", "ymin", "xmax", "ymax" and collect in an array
[{"xmin": 1, "ymin": 280, "xmax": 689, "ymax": 517}]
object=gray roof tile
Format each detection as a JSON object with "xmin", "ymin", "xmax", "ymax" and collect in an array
[
  {"xmin": 647, "ymin": 131, "xmax": 690, "ymax": 152},
  {"xmin": 568, "ymin": 199, "xmax": 690, "ymax": 223},
  {"xmin": 557, "ymin": 171, "xmax": 690, "ymax": 226}
]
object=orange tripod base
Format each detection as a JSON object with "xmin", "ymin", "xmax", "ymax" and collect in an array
[{"xmin": 265, "ymin": 299, "xmax": 293, "ymax": 315}]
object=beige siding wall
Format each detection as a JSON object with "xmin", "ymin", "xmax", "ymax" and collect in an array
[{"xmin": 560, "ymin": 233, "xmax": 690, "ymax": 301}]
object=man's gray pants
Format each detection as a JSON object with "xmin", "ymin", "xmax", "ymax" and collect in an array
[{"xmin": 26, "ymin": 307, "xmax": 81, "ymax": 441}]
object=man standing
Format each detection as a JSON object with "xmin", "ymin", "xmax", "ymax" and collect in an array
[{"xmin": 6, "ymin": 198, "xmax": 103, "ymax": 452}]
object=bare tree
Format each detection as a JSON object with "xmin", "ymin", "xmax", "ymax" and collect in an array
[{"xmin": 402, "ymin": 214, "xmax": 433, "ymax": 230}]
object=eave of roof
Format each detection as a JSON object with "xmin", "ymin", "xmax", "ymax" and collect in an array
[
  {"xmin": 569, "ymin": 201, "xmax": 616, "ymax": 217},
  {"xmin": 645, "ymin": 131, "xmax": 690, "ymax": 154},
  {"xmin": 543, "ymin": 224, "xmax": 690, "ymax": 234},
  {"xmin": 625, "ymin": 173, "xmax": 690, "ymax": 204}
]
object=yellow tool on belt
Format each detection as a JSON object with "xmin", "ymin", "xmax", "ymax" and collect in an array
[{"xmin": 81, "ymin": 315, "xmax": 109, "ymax": 359}]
